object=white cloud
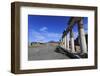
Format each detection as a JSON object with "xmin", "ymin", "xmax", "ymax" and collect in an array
[
  {"xmin": 40, "ymin": 27, "xmax": 48, "ymax": 32},
  {"xmin": 29, "ymin": 29, "xmax": 61, "ymax": 43},
  {"xmin": 31, "ymin": 30, "xmax": 45, "ymax": 42},
  {"xmin": 29, "ymin": 29, "xmax": 44, "ymax": 42},
  {"xmin": 46, "ymin": 32, "xmax": 61, "ymax": 38}
]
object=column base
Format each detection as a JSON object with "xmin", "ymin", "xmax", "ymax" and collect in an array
[
  {"xmin": 79, "ymin": 53, "xmax": 88, "ymax": 58},
  {"xmin": 71, "ymin": 51, "xmax": 77, "ymax": 54}
]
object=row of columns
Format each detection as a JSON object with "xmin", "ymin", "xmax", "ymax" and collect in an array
[{"xmin": 60, "ymin": 17, "xmax": 87, "ymax": 54}]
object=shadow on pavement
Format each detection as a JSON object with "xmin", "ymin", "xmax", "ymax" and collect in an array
[{"xmin": 54, "ymin": 46, "xmax": 88, "ymax": 59}]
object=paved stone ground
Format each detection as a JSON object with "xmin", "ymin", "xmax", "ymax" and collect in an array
[{"xmin": 28, "ymin": 44, "xmax": 70, "ymax": 61}]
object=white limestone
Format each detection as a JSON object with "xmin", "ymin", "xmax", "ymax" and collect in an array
[
  {"xmin": 70, "ymin": 30, "xmax": 75, "ymax": 53},
  {"xmin": 78, "ymin": 26, "xmax": 87, "ymax": 53}
]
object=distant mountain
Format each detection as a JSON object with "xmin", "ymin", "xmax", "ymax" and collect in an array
[{"xmin": 48, "ymin": 41, "xmax": 59, "ymax": 43}]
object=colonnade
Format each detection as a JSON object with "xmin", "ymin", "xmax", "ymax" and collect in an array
[{"xmin": 60, "ymin": 17, "xmax": 87, "ymax": 54}]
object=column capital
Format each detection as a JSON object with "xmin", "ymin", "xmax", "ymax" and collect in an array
[{"xmin": 78, "ymin": 18, "xmax": 84, "ymax": 28}]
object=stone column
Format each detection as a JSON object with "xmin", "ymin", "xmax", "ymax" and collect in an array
[
  {"xmin": 64, "ymin": 35, "xmax": 67, "ymax": 49},
  {"xmin": 61, "ymin": 38, "xmax": 63, "ymax": 47},
  {"xmin": 70, "ymin": 29, "xmax": 75, "ymax": 53},
  {"xmin": 65, "ymin": 35, "xmax": 69, "ymax": 50},
  {"xmin": 66, "ymin": 38, "xmax": 69, "ymax": 50},
  {"xmin": 59, "ymin": 39, "xmax": 61, "ymax": 46},
  {"xmin": 63, "ymin": 37, "xmax": 65, "ymax": 48},
  {"xmin": 78, "ymin": 18, "xmax": 87, "ymax": 54},
  {"xmin": 62, "ymin": 38, "xmax": 64, "ymax": 47}
]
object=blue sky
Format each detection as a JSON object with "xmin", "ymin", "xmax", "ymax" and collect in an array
[{"xmin": 28, "ymin": 15, "xmax": 88, "ymax": 43}]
